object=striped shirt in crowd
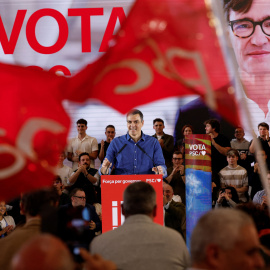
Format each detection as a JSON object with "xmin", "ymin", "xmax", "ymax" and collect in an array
[{"xmin": 219, "ymin": 165, "xmax": 248, "ymax": 202}]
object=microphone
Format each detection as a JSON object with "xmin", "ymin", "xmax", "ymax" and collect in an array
[
  {"xmin": 105, "ymin": 144, "xmax": 127, "ymax": 175},
  {"xmin": 136, "ymin": 144, "xmax": 160, "ymax": 174}
]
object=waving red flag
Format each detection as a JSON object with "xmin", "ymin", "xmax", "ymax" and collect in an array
[
  {"xmin": 0, "ymin": 64, "xmax": 70, "ymax": 201},
  {"xmin": 66, "ymin": 0, "xmax": 240, "ymax": 126}
]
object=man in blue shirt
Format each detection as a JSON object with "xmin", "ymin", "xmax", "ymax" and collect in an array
[{"xmin": 99, "ymin": 109, "xmax": 166, "ymax": 176}]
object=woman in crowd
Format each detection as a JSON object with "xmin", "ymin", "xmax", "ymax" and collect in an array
[
  {"xmin": 175, "ymin": 124, "xmax": 194, "ymax": 153},
  {"xmin": 0, "ymin": 201, "xmax": 15, "ymax": 238},
  {"xmin": 215, "ymin": 186, "xmax": 239, "ymax": 208}
]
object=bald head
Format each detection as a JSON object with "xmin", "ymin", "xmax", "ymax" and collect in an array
[
  {"xmin": 11, "ymin": 234, "xmax": 74, "ymax": 270},
  {"xmin": 163, "ymin": 183, "xmax": 174, "ymax": 201}
]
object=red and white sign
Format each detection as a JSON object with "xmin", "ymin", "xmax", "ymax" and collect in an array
[{"xmin": 101, "ymin": 174, "xmax": 163, "ymax": 233}]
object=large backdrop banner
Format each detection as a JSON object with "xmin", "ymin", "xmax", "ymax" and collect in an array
[{"xmin": 1, "ymin": 0, "xmax": 269, "ymax": 199}]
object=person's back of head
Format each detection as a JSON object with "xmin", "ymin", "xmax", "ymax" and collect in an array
[
  {"xmin": 10, "ymin": 234, "xmax": 74, "ymax": 270},
  {"xmin": 122, "ymin": 182, "xmax": 156, "ymax": 218},
  {"xmin": 21, "ymin": 188, "xmax": 59, "ymax": 217},
  {"xmin": 190, "ymin": 208, "xmax": 254, "ymax": 265}
]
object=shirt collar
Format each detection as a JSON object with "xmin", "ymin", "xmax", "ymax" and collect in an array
[
  {"xmin": 76, "ymin": 134, "xmax": 90, "ymax": 140},
  {"xmin": 126, "ymin": 131, "xmax": 145, "ymax": 141}
]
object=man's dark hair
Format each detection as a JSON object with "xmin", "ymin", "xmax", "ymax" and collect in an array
[
  {"xmin": 153, "ymin": 118, "xmax": 164, "ymax": 125},
  {"xmin": 173, "ymin": 151, "xmax": 183, "ymax": 156},
  {"xmin": 126, "ymin": 109, "xmax": 144, "ymax": 122},
  {"xmin": 223, "ymin": 0, "xmax": 253, "ymax": 22},
  {"xmin": 258, "ymin": 122, "xmax": 269, "ymax": 131},
  {"xmin": 69, "ymin": 188, "xmax": 85, "ymax": 198},
  {"xmin": 123, "ymin": 182, "xmax": 156, "ymax": 216},
  {"xmin": 21, "ymin": 188, "xmax": 59, "ymax": 217},
  {"xmin": 227, "ymin": 149, "xmax": 239, "ymax": 158},
  {"xmin": 54, "ymin": 175, "xmax": 62, "ymax": 184},
  {"xmin": 105, "ymin": 125, "xmax": 115, "ymax": 131},
  {"xmin": 76, "ymin": 119, "xmax": 87, "ymax": 126},
  {"xmin": 78, "ymin": 152, "xmax": 90, "ymax": 161},
  {"xmin": 204, "ymin": 119, "xmax": 221, "ymax": 133}
]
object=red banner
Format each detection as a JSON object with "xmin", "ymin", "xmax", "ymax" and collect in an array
[
  {"xmin": 67, "ymin": 0, "xmax": 240, "ymax": 126},
  {"xmin": 101, "ymin": 174, "xmax": 163, "ymax": 233},
  {"xmin": 0, "ymin": 64, "xmax": 70, "ymax": 200}
]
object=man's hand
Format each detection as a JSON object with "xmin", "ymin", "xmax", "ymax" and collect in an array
[
  {"xmin": 79, "ymin": 249, "xmax": 117, "ymax": 270},
  {"xmin": 6, "ymin": 225, "xmax": 13, "ymax": 235},
  {"xmin": 254, "ymin": 163, "xmax": 259, "ymax": 173},
  {"xmin": 179, "ymin": 165, "xmax": 185, "ymax": 175},
  {"xmin": 0, "ymin": 225, "xmax": 13, "ymax": 236},
  {"xmin": 152, "ymin": 166, "xmax": 164, "ymax": 175},
  {"xmin": 78, "ymin": 164, "xmax": 88, "ymax": 176},
  {"xmin": 100, "ymin": 140, "xmax": 105, "ymax": 148},
  {"xmin": 217, "ymin": 191, "xmax": 225, "ymax": 203},
  {"xmin": 158, "ymin": 139, "xmax": 164, "ymax": 148},
  {"xmin": 101, "ymin": 158, "xmax": 111, "ymax": 175},
  {"xmin": 89, "ymin": 221, "xmax": 96, "ymax": 230},
  {"xmin": 261, "ymin": 196, "xmax": 268, "ymax": 207},
  {"xmin": 208, "ymin": 133, "xmax": 216, "ymax": 146},
  {"xmin": 163, "ymin": 195, "xmax": 169, "ymax": 206},
  {"xmin": 171, "ymin": 166, "xmax": 180, "ymax": 175},
  {"xmin": 266, "ymin": 130, "xmax": 270, "ymax": 141}
]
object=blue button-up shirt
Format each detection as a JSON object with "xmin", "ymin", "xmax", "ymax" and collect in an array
[{"xmin": 99, "ymin": 132, "xmax": 167, "ymax": 176}]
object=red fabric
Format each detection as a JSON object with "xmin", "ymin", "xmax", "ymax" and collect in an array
[
  {"xmin": 0, "ymin": 64, "xmax": 70, "ymax": 201},
  {"xmin": 67, "ymin": 0, "xmax": 240, "ymax": 126}
]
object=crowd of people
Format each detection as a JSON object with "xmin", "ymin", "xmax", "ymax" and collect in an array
[{"xmin": 61, "ymin": 112, "xmax": 270, "ymax": 210}]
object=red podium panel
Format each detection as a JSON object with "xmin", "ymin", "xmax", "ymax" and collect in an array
[{"xmin": 101, "ymin": 174, "xmax": 163, "ymax": 233}]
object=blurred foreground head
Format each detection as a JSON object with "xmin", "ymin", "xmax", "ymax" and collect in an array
[
  {"xmin": 190, "ymin": 208, "xmax": 265, "ymax": 270},
  {"xmin": 11, "ymin": 234, "xmax": 74, "ymax": 270},
  {"xmin": 21, "ymin": 187, "xmax": 59, "ymax": 217}
]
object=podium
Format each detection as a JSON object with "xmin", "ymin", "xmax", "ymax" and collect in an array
[{"xmin": 101, "ymin": 174, "xmax": 163, "ymax": 233}]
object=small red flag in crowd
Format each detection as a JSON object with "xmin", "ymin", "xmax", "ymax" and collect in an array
[
  {"xmin": 66, "ymin": 0, "xmax": 240, "ymax": 126},
  {"xmin": 0, "ymin": 64, "xmax": 70, "ymax": 201}
]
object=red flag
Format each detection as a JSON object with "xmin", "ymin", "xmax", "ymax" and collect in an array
[
  {"xmin": 66, "ymin": 0, "xmax": 240, "ymax": 126},
  {"xmin": 0, "ymin": 64, "xmax": 70, "ymax": 201}
]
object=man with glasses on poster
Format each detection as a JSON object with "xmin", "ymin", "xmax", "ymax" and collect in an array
[{"xmin": 224, "ymin": 0, "xmax": 270, "ymax": 133}]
